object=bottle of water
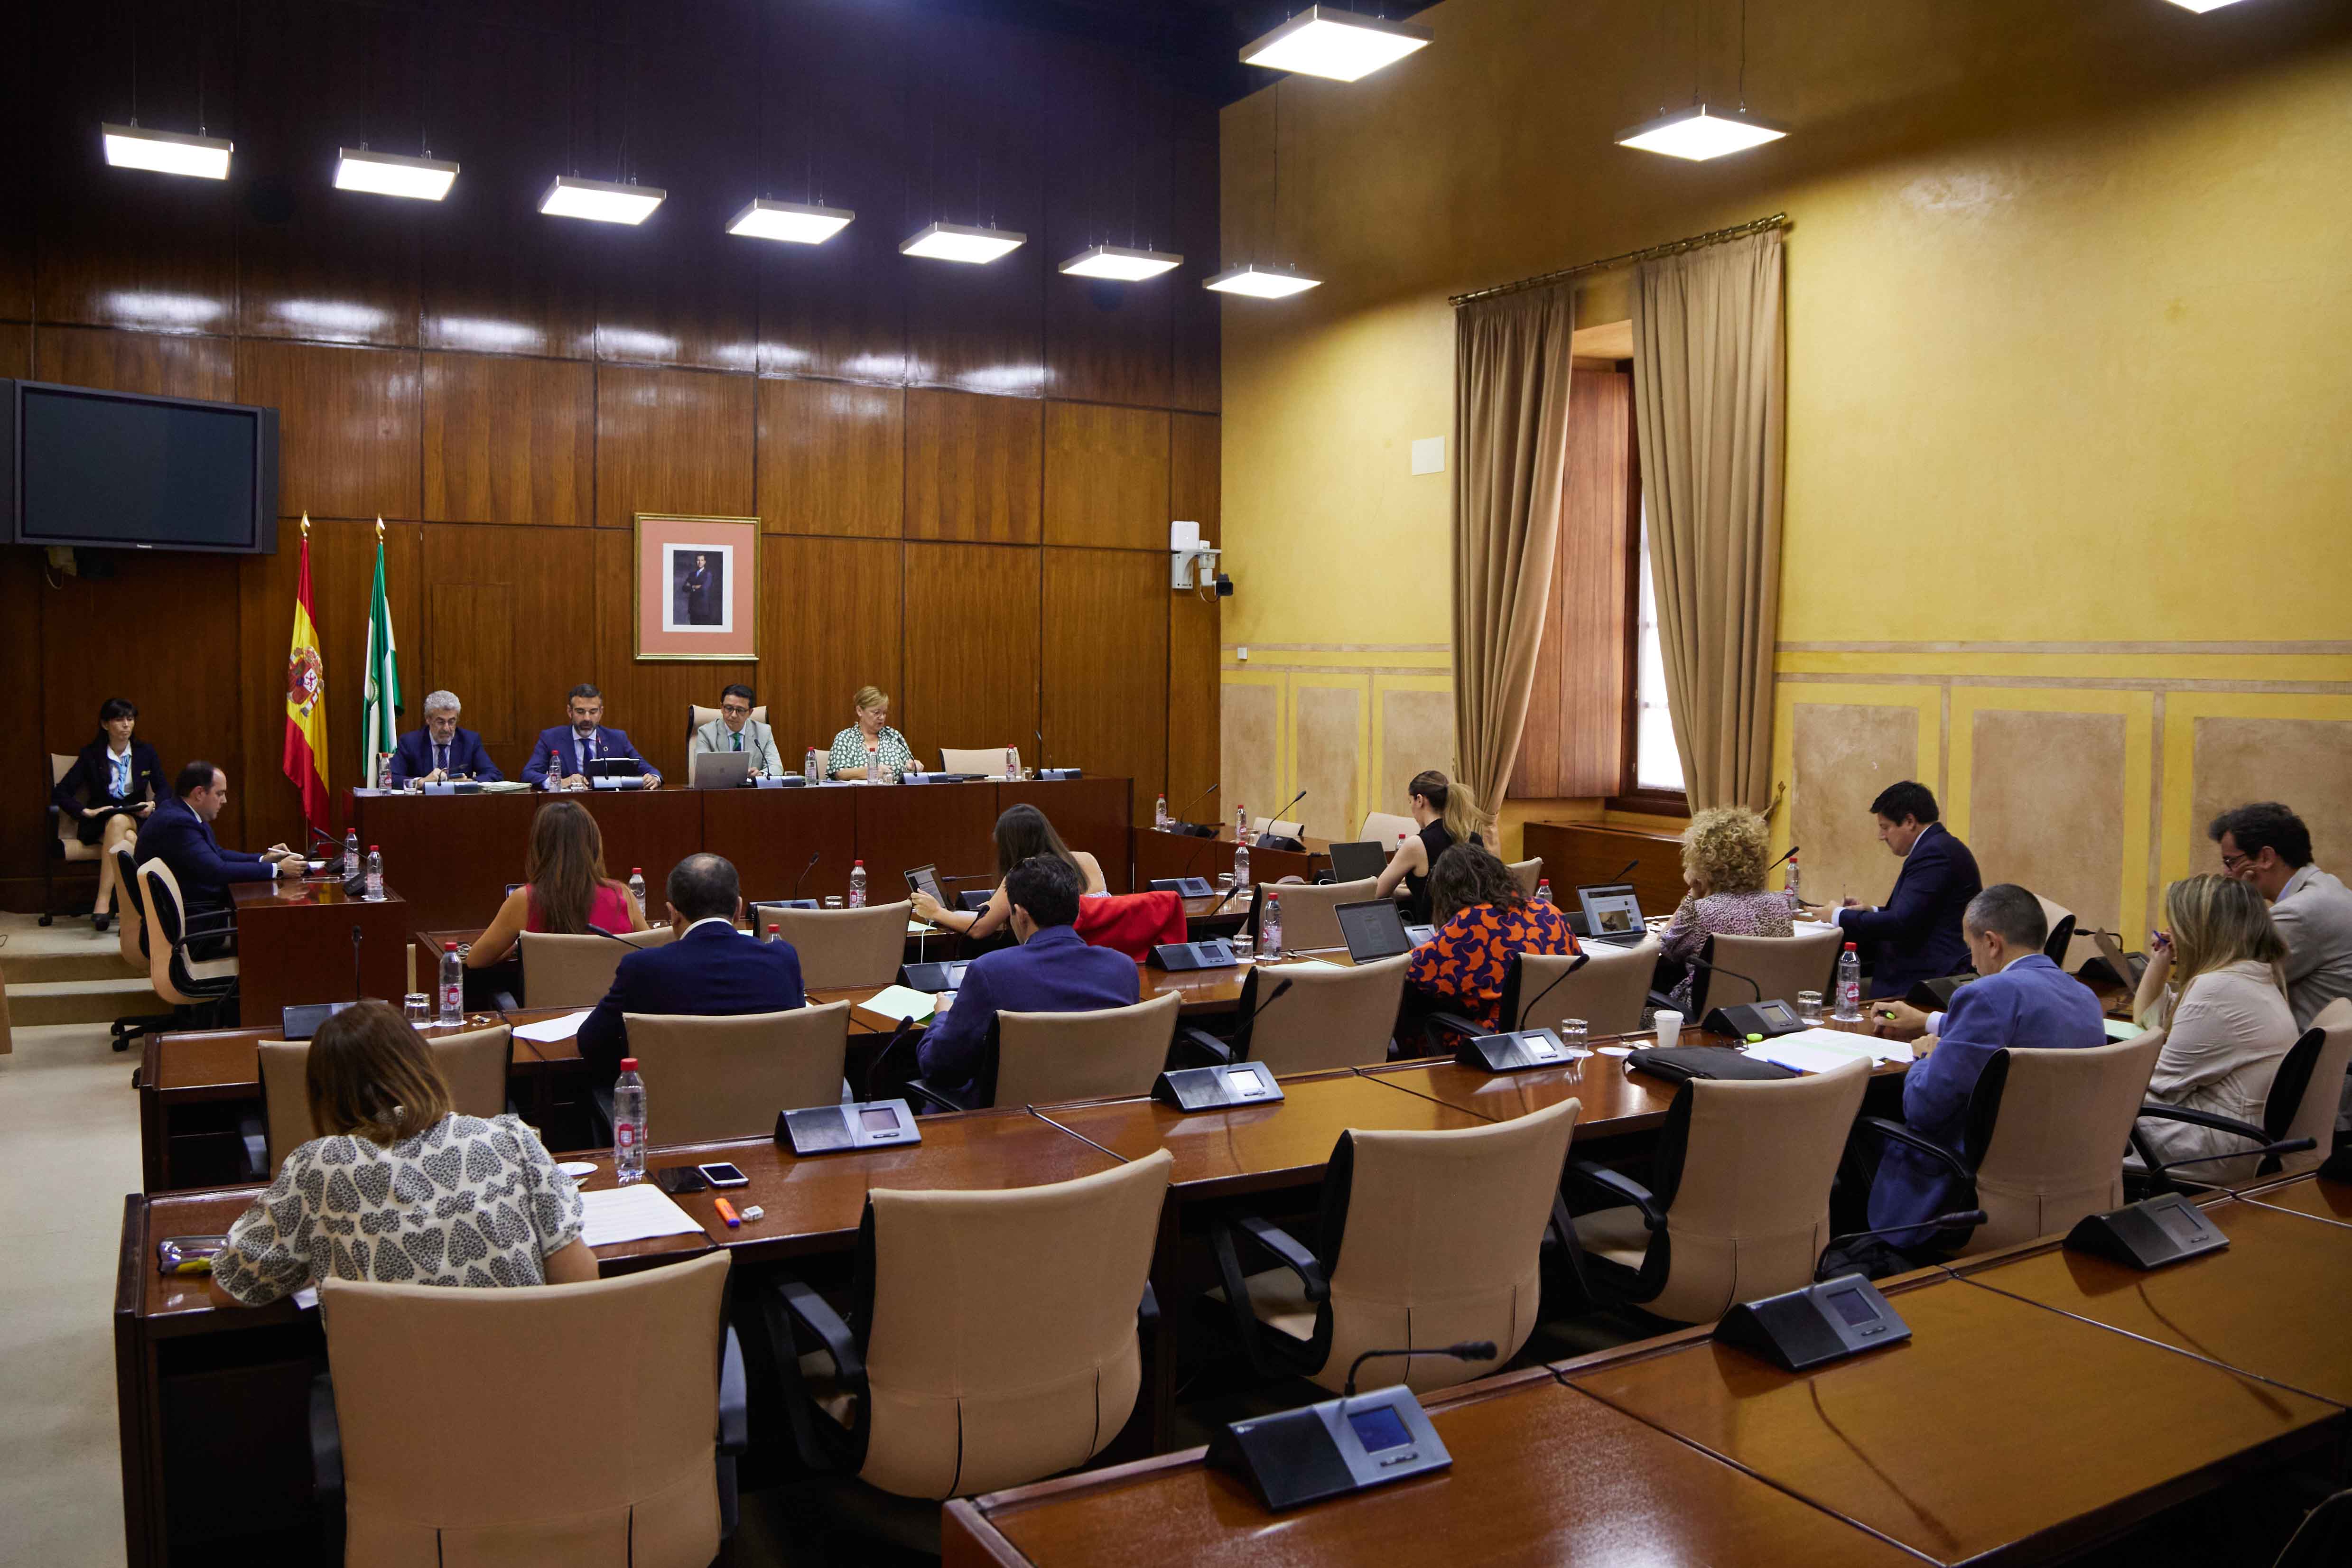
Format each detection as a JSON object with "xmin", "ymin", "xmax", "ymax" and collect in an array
[
  {"xmin": 628, "ymin": 867, "xmax": 647, "ymax": 908},
  {"xmin": 1155, "ymin": 793, "xmax": 1169, "ymax": 830},
  {"xmin": 1261, "ymin": 890, "xmax": 1283, "ymax": 958},
  {"xmin": 437, "ymin": 941, "xmax": 463, "ymax": 1025},
  {"xmin": 364, "ymin": 846, "xmax": 383, "ymax": 900},
  {"xmin": 1233, "ymin": 840, "xmax": 1251, "ymax": 891},
  {"xmin": 1784, "ymin": 851, "xmax": 1802, "ymax": 901},
  {"xmin": 868, "ymin": 746, "xmax": 882, "ymax": 784},
  {"xmin": 848, "ymin": 859, "xmax": 868, "ymax": 908},
  {"xmin": 343, "ymin": 828, "xmax": 360, "ymax": 878},
  {"xmin": 1234, "ymin": 802, "xmax": 1248, "ymax": 842},
  {"xmin": 805, "ymin": 746, "xmax": 820, "ymax": 783},
  {"xmin": 1005, "ymin": 745, "xmax": 1019, "ymax": 780},
  {"xmin": 546, "ymin": 746, "xmax": 564, "ymax": 791},
  {"xmin": 766, "ymin": 923, "xmax": 781, "ymax": 943},
  {"xmin": 1534, "ymin": 878, "xmax": 1553, "ymax": 907},
  {"xmin": 1835, "ymin": 942, "xmax": 1863, "ymax": 1021},
  {"xmin": 613, "ymin": 1058, "xmax": 646, "ymax": 1185}
]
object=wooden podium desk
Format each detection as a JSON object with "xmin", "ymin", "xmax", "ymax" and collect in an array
[
  {"xmin": 1568, "ymin": 1270, "xmax": 2343, "ymax": 1566},
  {"xmin": 945, "ymin": 1364, "xmax": 1924, "ymax": 1568},
  {"xmin": 229, "ymin": 880, "xmax": 410, "ymax": 1029},
  {"xmin": 1519, "ymin": 820, "xmax": 1687, "ymax": 920},
  {"xmin": 1133, "ymin": 825, "xmax": 1327, "ymax": 889}
]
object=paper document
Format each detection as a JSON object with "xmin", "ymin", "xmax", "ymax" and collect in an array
[
  {"xmin": 1742, "ymin": 1027, "xmax": 1905, "ymax": 1074},
  {"xmin": 579, "ymin": 1184, "xmax": 706, "ymax": 1248},
  {"xmin": 2103, "ymin": 1018, "xmax": 2145, "ymax": 1042},
  {"xmin": 512, "ymin": 1010, "xmax": 594, "ymax": 1044},
  {"xmin": 862, "ymin": 984, "xmax": 939, "ymax": 1023}
]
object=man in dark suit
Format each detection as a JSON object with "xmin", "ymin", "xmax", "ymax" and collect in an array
[
  {"xmin": 385, "ymin": 690, "xmax": 503, "ymax": 786},
  {"xmin": 916, "ymin": 855, "xmax": 1142, "ymax": 1105},
  {"xmin": 134, "ymin": 761, "xmax": 307, "ymax": 952},
  {"xmin": 577, "ymin": 854, "xmax": 803, "ymax": 1080},
  {"xmin": 1802, "ymin": 780, "xmax": 1981, "ymax": 999},
  {"xmin": 521, "ymin": 684, "xmax": 661, "ymax": 791},
  {"xmin": 1862, "ymin": 884, "xmax": 2108, "ymax": 1250},
  {"xmin": 681, "ymin": 553, "xmax": 717, "ymax": 626}
]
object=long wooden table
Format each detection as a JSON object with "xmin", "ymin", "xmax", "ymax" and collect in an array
[{"xmin": 351, "ymin": 777, "xmax": 1134, "ymax": 933}]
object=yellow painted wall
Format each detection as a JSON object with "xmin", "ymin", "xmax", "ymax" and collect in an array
[{"xmin": 1218, "ymin": 0, "xmax": 2352, "ymax": 916}]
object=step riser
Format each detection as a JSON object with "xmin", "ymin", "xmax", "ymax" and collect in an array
[
  {"xmin": 9, "ymin": 990, "xmax": 164, "ymax": 1027},
  {"xmin": 1, "ymin": 953, "xmax": 142, "ymax": 985}
]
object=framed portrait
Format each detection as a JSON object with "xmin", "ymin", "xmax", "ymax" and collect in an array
[{"xmin": 633, "ymin": 514, "xmax": 758, "ymax": 662}]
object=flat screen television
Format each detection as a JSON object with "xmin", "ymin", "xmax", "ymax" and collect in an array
[{"xmin": 4, "ymin": 380, "xmax": 278, "ymax": 554}]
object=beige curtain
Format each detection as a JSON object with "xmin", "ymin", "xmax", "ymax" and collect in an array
[
  {"xmin": 1630, "ymin": 229, "xmax": 1785, "ymax": 812},
  {"xmin": 1452, "ymin": 285, "xmax": 1574, "ymax": 825}
]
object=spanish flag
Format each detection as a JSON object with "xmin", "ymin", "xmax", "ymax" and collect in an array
[{"xmin": 282, "ymin": 517, "xmax": 330, "ymax": 827}]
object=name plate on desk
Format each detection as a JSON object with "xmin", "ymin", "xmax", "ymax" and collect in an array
[
  {"xmin": 1154, "ymin": 1060, "xmax": 1283, "ymax": 1111},
  {"xmin": 1148, "ymin": 938, "xmax": 1239, "ymax": 971},
  {"xmin": 1150, "ymin": 876, "xmax": 1217, "ymax": 899},
  {"xmin": 2064, "ymin": 1193, "xmax": 2228, "ymax": 1270},
  {"xmin": 1715, "ymin": 1274, "xmax": 1910, "ymax": 1372},
  {"xmin": 778, "ymin": 1098, "xmax": 920, "ymax": 1155},
  {"xmin": 420, "ymin": 780, "xmax": 481, "ymax": 796},
  {"xmin": 1208, "ymin": 1386, "xmax": 1452, "ymax": 1512},
  {"xmin": 1457, "ymin": 1027, "xmax": 1574, "ymax": 1074}
]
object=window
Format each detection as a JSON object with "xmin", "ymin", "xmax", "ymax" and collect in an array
[{"xmin": 1631, "ymin": 505, "xmax": 1684, "ymax": 795}]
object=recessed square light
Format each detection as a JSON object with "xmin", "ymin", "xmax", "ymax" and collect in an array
[
  {"xmin": 727, "ymin": 198, "xmax": 854, "ymax": 243},
  {"xmin": 335, "ymin": 147, "xmax": 458, "ymax": 201},
  {"xmin": 1204, "ymin": 263, "xmax": 1322, "ymax": 298},
  {"xmin": 539, "ymin": 175, "xmax": 666, "ymax": 224},
  {"xmin": 900, "ymin": 221, "xmax": 1026, "ymax": 264},
  {"xmin": 1242, "ymin": 5, "xmax": 1431, "ymax": 82},
  {"xmin": 102, "ymin": 123, "xmax": 232, "ymax": 180},
  {"xmin": 1059, "ymin": 244, "xmax": 1183, "ymax": 281},
  {"xmin": 1615, "ymin": 104, "xmax": 1786, "ymax": 161}
]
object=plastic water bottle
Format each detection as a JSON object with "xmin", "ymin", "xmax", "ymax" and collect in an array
[
  {"xmin": 766, "ymin": 923, "xmax": 781, "ymax": 943},
  {"xmin": 437, "ymin": 941, "xmax": 463, "ymax": 1025},
  {"xmin": 805, "ymin": 746, "xmax": 820, "ymax": 783},
  {"xmin": 1005, "ymin": 745, "xmax": 1019, "ymax": 780},
  {"xmin": 364, "ymin": 846, "xmax": 383, "ymax": 900},
  {"xmin": 343, "ymin": 828, "xmax": 360, "ymax": 878},
  {"xmin": 1235, "ymin": 803, "xmax": 1249, "ymax": 842},
  {"xmin": 1784, "ymin": 851, "xmax": 1802, "ymax": 901},
  {"xmin": 867, "ymin": 746, "xmax": 882, "ymax": 784},
  {"xmin": 1155, "ymin": 793, "xmax": 1169, "ymax": 830},
  {"xmin": 1835, "ymin": 942, "xmax": 1863, "ymax": 1021},
  {"xmin": 1233, "ymin": 840, "xmax": 1251, "ymax": 891},
  {"xmin": 628, "ymin": 867, "xmax": 647, "ymax": 908},
  {"xmin": 848, "ymin": 859, "xmax": 868, "ymax": 908},
  {"xmin": 545, "ymin": 746, "xmax": 564, "ymax": 791},
  {"xmin": 613, "ymin": 1058, "xmax": 646, "ymax": 1185},
  {"xmin": 1534, "ymin": 878, "xmax": 1553, "ymax": 907},
  {"xmin": 1261, "ymin": 890, "xmax": 1283, "ymax": 958}
]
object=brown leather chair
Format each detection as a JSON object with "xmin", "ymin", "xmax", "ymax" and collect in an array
[
  {"xmin": 1257, "ymin": 876, "xmax": 1377, "ymax": 952},
  {"xmin": 767, "ymin": 1149, "xmax": 1172, "ymax": 1509},
  {"xmin": 2030, "ymin": 892, "xmax": 2079, "ymax": 966},
  {"xmin": 316, "ymin": 1250, "xmax": 743, "ymax": 1568},
  {"xmin": 1179, "ymin": 954, "xmax": 1408, "ymax": 1075},
  {"xmin": 41, "ymin": 752, "xmax": 104, "ymax": 926},
  {"xmin": 108, "ymin": 844, "xmax": 176, "ymax": 1054},
  {"xmin": 1505, "ymin": 857, "xmax": 1543, "ymax": 898},
  {"xmin": 1859, "ymin": 1034, "xmax": 2163, "ymax": 1257},
  {"xmin": 1568, "ymin": 1056, "xmax": 1871, "ymax": 1323},
  {"xmin": 132, "ymin": 859, "xmax": 238, "ymax": 1024},
  {"xmin": 685, "ymin": 701, "xmax": 767, "ymax": 737},
  {"xmin": 255, "ymin": 1024, "xmax": 515, "ymax": 1174},
  {"xmin": 751, "ymin": 901, "xmax": 911, "ymax": 988},
  {"xmin": 939, "ymin": 745, "xmax": 1020, "ymax": 777},
  {"xmin": 1360, "ymin": 810, "xmax": 1418, "ymax": 848},
  {"xmin": 1210, "ymin": 1095, "xmax": 1580, "ymax": 1395},
  {"xmin": 1700, "ymin": 927, "xmax": 1844, "ymax": 1013},
  {"xmin": 1002, "ymin": 989, "xmax": 1183, "ymax": 1107},
  {"xmin": 518, "ymin": 926, "xmax": 672, "ymax": 1010},
  {"xmin": 621, "ymin": 1002, "xmax": 852, "ymax": 1144},
  {"xmin": 1497, "ymin": 937, "xmax": 1658, "ymax": 1039},
  {"xmin": 2132, "ymin": 996, "xmax": 2352, "ymax": 1189}
]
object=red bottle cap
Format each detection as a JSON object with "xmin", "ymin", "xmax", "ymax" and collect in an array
[
  {"xmin": 1843, "ymin": 941, "xmax": 1857, "ymax": 950},
  {"xmin": 620, "ymin": 1058, "xmax": 638, "ymax": 1072},
  {"xmin": 369, "ymin": 844, "xmax": 379, "ymax": 851},
  {"xmin": 443, "ymin": 941, "xmax": 458, "ymax": 951},
  {"xmin": 631, "ymin": 866, "xmax": 642, "ymax": 874}
]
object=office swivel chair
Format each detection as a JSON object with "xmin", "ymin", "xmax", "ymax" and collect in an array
[
  {"xmin": 2030, "ymin": 892, "xmax": 2078, "ymax": 966},
  {"xmin": 108, "ymin": 845, "xmax": 177, "ymax": 1053},
  {"xmin": 249, "ymin": 1025, "xmax": 515, "ymax": 1177},
  {"xmin": 41, "ymin": 752, "xmax": 104, "ymax": 927},
  {"xmin": 511, "ymin": 926, "xmax": 672, "ymax": 1010},
  {"xmin": 2129, "ymin": 997, "xmax": 2351, "ymax": 1191},
  {"xmin": 619, "ymin": 1002, "xmax": 852, "ymax": 1143},
  {"xmin": 904, "ymin": 990, "xmax": 1181, "ymax": 1112},
  {"xmin": 1176, "ymin": 954, "xmax": 1409, "ymax": 1075},
  {"xmin": 1425, "ymin": 939, "xmax": 1658, "ymax": 1049},
  {"xmin": 133, "ymin": 860, "xmax": 239, "ymax": 1030},
  {"xmin": 1251, "ymin": 876, "xmax": 1376, "ymax": 951},
  {"xmin": 1505, "ymin": 857, "xmax": 1543, "ymax": 898},
  {"xmin": 1684, "ymin": 928, "xmax": 1845, "ymax": 1016},
  {"xmin": 939, "ymin": 746, "xmax": 1020, "ymax": 777},
  {"xmin": 750, "ymin": 902, "xmax": 911, "ymax": 988}
]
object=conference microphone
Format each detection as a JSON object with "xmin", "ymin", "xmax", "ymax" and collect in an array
[
  {"xmin": 1166, "ymin": 780, "xmax": 1221, "ymax": 838},
  {"xmin": 1202, "ymin": 880, "xmax": 1245, "ymax": 916},
  {"xmin": 1823, "ymin": 1210, "xmax": 1988, "ymax": 1251},
  {"xmin": 1604, "ymin": 858, "xmax": 1638, "ymax": 885},
  {"xmin": 1507, "ymin": 951, "xmax": 1589, "ymax": 1030},
  {"xmin": 1766, "ymin": 844, "xmax": 1800, "ymax": 872},
  {"xmin": 791, "ymin": 851, "xmax": 820, "ymax": 899},
  {"xmin": 1342, "ymin": 1342, "xmax": 1496, "ymax": 1399},
  {"xmin": 1679, "ymin": 952, "xmax": 1764, "ymax": 1002},
  {"xmin": 1245, "ymin": 976, "xmax": 1294, "ymax": 1024},
  {"xmin": 350, "ymin": 923, "xmax": 365, "ymax": 1005},
  {"xmin": 936, "ymin": 872, "xmax": 997, "ymax": 885},
  {"xmin": 1255, "ymin": 789, "xmax": 1308, "ymax": 851}
]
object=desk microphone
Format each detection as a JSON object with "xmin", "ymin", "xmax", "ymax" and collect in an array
[
  {"xmin": 1603, "ymin": 858, "xmax": 1638, "ymax": 886},
  {"xmin": 1766, "ymin": 844, "xmax": 1800, "ymax": 872},
  {"xmin": 936, "ymin": 872, "xmax": 996, "ymax": 885},
  {"xmin": 1256, "ymin": 789, "xmax": 1308, "ymax": 851},
  {"xmin": 1680, "ymin": 952, "xmax": 1763, "ymax": 1002},
  {"xmin": 1823, "ymin": 1210, "xmax": 1988, "ymax": 1251},
  {"xmin": 350, "ymin": 923, "xmax": 365, "ymax": 1003},
  {"xmin": 1167, "ymin": 780, "xmax": 1221, "ymax": 837},
  {"xmin": 1342, "ymin": 1342, "xmax": 1495, "ymax": 1399},
  {"xmin": 1202, "ymin": 881, "xmax": 1244, "ymax": 916},
  {"xmin": 1245, "ymin": 976, "xmax": 1294, "ymax": 1024},
  {"xmin": 1508, "ymin": 951, "xmax": 1589, "ymax": 1029},
  {"xmin": 791, "ymin": 851, "xmax": 820, "ymax": 899}
]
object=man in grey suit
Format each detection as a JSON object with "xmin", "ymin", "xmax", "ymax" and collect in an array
[
  {"xmin": 689, "ymin": 684, "xmax": 785, "ymax": 779},
  {"xmin": 2210, "ymin": 801, "xmax": 2352, "ymax": 1125}
]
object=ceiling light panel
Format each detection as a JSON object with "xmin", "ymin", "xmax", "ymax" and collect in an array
[
  {"xmin": 335, "ymin": 147, "xmax": 458, "ymax": 200},
  {"xmin": 1614, "ymin": 104, "xmax": 1786, "ymax": 161},
  {"xmin": 102, "ymin": 123, "xmax": 232, "ymax": 179},
  {"xmin": 1204, "ymin": 263, "xmax": 1322, "ymax": 298},
  {"xmin": 1242, "ymin": 6, "xmax": 1431, "ymax": 82},
  {"xmin": 1060, "ymin": 244, "xmax": 1182, "ymax": 281},
  {"xmin": 900, "ymin": 221, "xmax": 1026, "ymax": 263},
  {"xmin": 539, "ymin": 175, "xmax": 666, "ymax": 224},
  {"xmin": 727, "ymin": 198, "xmax": 854, "ymax": 243}
]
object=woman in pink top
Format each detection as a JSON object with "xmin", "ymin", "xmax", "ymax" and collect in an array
[{"xmin": 466, "ymin": 800, "xmax": 650, "ymax": 967}]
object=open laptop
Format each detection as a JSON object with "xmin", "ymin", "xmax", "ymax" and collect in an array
[
  {"xmin": 1326, "ymin": 840, "xmax": 1388, "ymax": 883},
  {"xmin": 1335, "ymin": 900, "xmax": 1436, "ymax": 963},
  {"xmin": 903, "ymin": 863, "xmax": 948, "ymax": 908},
  {"xmin": 586, "ymin": 757, "xmax": 646, "ymax": 789},
  {"xmin": 687, "ymin": 751, "xmax": 752, "ymax": 790},
  {"xmin": 1573, "ymin": 883, "xmax": 1647, "ymax": 946}
]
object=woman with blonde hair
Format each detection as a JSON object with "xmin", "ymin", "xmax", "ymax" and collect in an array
[
  {"xmin": 1655, "ymin": 806, "xmax": 1794, "ymax": 1013},
  {"xmin": 828, "ymin": 684, "xmax": 916, "ymax": 780},
  {"xmin": 1372, "ymin": 769, "xmax": 1488, "ymax": 924},
  {"xmin": 467, "ymin": 799, "xmax": 650, "ymax": 968},
  {"xmin": 210, "ymin": 1002, "xmax": 595, "ymax": 1305},
  {"xmin": 2133, "ymin": 873, "xmax": 2298, "ymax": 1184}
]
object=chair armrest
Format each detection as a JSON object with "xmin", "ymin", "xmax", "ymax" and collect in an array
[
  {"xmin": 902, "ymin": 1077, "xmax": 970, "ymax": 1114},
  {"xmin": 1230, "ymin": 1215, "xmax": 1328, "ymax": 1301},
  {"xmin": 773, "ymin": 1278, "xmax": 865, "ymax": 1383},
  {"xmin": 492, "ymin": 991, "xmax": 521, "ymax": 1014},
  {"xmin": 180, "ymin": 907, "xmax": 241, "ymax": 937},
  {"xmin": 1423, "ymin": 1012, "xmax": 1488, "ymax": 1044},
  {"xmin": 1850, "ymin": 1115, "xmax": 1975, "ymax": 1184},
  {"xmin": 716, "ymin": 1325, "xmax": 748, "ymax": 1453},
  {"xmin": 1567, "ymin": 1160, "xmax": 1668, "ymax": 1231},
  {"xmin": 2131, "ymin": 1106, "xmax": 2316, "ymax": 1177},
  {"xmin": 2133, "ymin": 1103, "xmax": 2269, "ymax": 1143},
  {"xmin": 308, "ymin": 1372, "xmax": 344, "ymax": 1499},
  {"xmin": 1174, "ymin": 1026, "xmax": 1234, "ymax": 1067}
]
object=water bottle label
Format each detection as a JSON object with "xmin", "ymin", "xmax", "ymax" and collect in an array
[{"xmin": 616, "ymin": 1124, "xmax": 636, "ymax": 1150}]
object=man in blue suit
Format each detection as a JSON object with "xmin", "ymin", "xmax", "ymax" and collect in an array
[
  {"xmin": 916, "ymin": 855, "xmax": 1142, "ymax": 1106},
  {"xmin": 1803, "ymin": 780, "xmax": 1981, "ymax": 999},
  {"xmin": 577, "ymin": 854, "xmax": 803, "ymax": 1080},
  {"xmin": 1865, "ymin": 883, "xmax": 2108, "ymax": 1249},
  {"xmin": 385, "ymin": 690, "xmax": 503, "ymax": 786},
  {"xmin": 135, "ymin": 762, "xmax": 307, "ymax": 953},
  {"xmin": 521, "ymin": 684, "xmax": 662, "ymax": 791}
]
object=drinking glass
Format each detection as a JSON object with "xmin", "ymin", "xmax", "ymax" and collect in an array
[
  {"xmin": 1795, "ymin": 989, "xmax": 1824, "ymax": 1024},
  {"xmin": 1557, "ymin": 1019, "xmax": 1590, "ymax": 1057},
  {"xmin": 1230, "ymin": 933, "xmax": 1255, "ymax": 962},
  {"xmin": 823, "ymin": 896, "xmax": 845, "ymax": 910},
  {"xmin": 402, "ymin": 993, "xmax": 431, "ymax": 1025}
]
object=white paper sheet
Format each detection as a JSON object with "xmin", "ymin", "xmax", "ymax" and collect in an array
[
  {"xmin": 2103, "ymin": 1018, "xmax": 2146, "ymax": 1042},
  {"xmin": 862, "ymin": 984, "xmax": 939, "ymax": 1023},
  {"xmin": 1740, "ymin": 1026, "xmax": 1910, "ymax": 1073},
  {"xmin": 512, "ymin": 1009, "xmax": 594, "ymax": 1044},
  {"xmin": 578, "ymin": 1184, "xmax": 706, "ymax": 1247}
]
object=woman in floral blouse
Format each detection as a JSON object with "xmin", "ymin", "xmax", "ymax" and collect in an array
[
  {"xmin": 1655, "ymin": 806, "xmax": 1795, "ymax": 1013},
  {"xmin": 1407, "ymin": 843, "xmax": 1580, "ymax": 1036},
  {"xmin": 828, "ymin": 684, "xmax": 918, "ymax": 780}
]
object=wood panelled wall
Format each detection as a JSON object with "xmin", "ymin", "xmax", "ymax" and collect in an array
[{"xmin": 0, "ymin": 0, "xmax": 1220, "ymax": 907}]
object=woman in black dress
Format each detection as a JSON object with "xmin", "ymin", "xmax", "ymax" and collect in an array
[{"xmin": 54, "ymin": 697, "xmax": 164, "ymax": 931}]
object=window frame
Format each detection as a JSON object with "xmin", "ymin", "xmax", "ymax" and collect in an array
[{"xmin": 1609, "ymin": 373, "xmax": 1688, "ymax": 817}]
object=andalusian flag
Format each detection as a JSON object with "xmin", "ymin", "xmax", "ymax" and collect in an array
[
  {"xmin": 282, "ymin": 517, "xmax": 330, "ymax": 827},
  {"xmin": 362, "ymin": 521, "xmax": 400, "ymax": 788}
]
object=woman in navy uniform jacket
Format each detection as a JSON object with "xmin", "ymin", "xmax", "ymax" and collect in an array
[{"xmin": 53, "ymin": 697, "xmax": 165, "ymax": 930}]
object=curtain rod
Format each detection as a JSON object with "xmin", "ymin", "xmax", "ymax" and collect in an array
[{"xmin": 1448, "ymin": 213, "xmax": 1789, "ymax": 308}]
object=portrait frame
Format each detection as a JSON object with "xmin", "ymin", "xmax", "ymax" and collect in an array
[{"xmin": 632, "ymin": 513, "xmax": 759, "ymax": 662}]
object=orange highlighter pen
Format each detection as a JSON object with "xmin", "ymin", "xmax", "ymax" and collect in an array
[{"xmin": 714, "ymin": 1197, "xmax": 741, "ymax": 1229}]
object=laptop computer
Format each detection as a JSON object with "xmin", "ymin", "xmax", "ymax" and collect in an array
[
  {"xmin": 1337, "ymin": 900, "xmax": 1418, "ymax": 963},
  {"xmin": 1574, "ymin": 883, "xmax": 1646, "ymax": 946},
  {"xmin": 586, "ymin": 757, "xmax": 646, "ymax": 789},
  {"xmin": 687, "ymin": 751, "xmax": 753, "ymax": 790},
  {"xmin": 1326, "ymin": 840, "xmax": 1388, "ymax": 883},
  {"xmin": 903, "ymin": 863, "xmax": 948, "ymax": 908}
]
